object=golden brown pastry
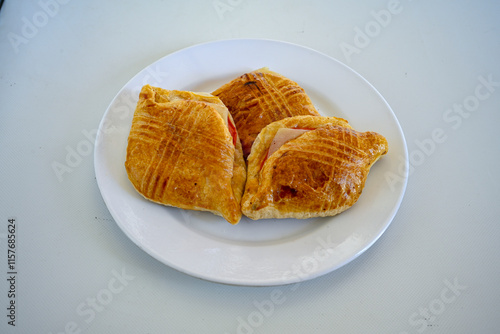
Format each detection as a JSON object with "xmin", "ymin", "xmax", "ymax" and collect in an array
[
  {"xmin": 125, "ymin": 85, "xmax": 246, "ymax": 224},
  {"xmin": 241, "ymin": 116, "xmax": 388, "ymax": 220},
  {"xmin": 212, "ymin": 67, "xmax": 320, "ymax": 158}
]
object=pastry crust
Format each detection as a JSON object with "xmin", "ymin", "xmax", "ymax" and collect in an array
[
  {"xmin": 125, "ymin": 85, "xmax": 246, "ymax": 224},
  {"xmin": 241, "ymin": 116, "xmax": 388, "ymax": 220},
  {"xmin": 212, "ymin": 68, "xmax": 320, "ymax": 158}
]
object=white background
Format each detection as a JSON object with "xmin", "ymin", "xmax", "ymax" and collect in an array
[{"xmin": 1, "ymin": 0, "xmax": 499, "ymax": 333}]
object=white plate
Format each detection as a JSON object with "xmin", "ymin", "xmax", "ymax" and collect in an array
[{"xmin": 94, "ymin": 39, "xmax": 408, "ymax": 286}]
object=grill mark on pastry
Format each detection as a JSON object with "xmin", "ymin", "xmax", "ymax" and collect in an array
[
  {"xmin": 141, "ymin": 144, "xmax": 160, "ymax": 196},
  {"xmin": 131, "ymin": 117, "xmax": 164, "ymax": 143},
  {"xmin": 158, "ymin": 107, "xmax": 233, "ymax": 202},
  {"xmin": 241, "ymin": 72, "xmax": 308, "ymax": 120},
  {"xmin": 324, "ymin": 148, "xmax": 340, "ymax": 212},
  {"xmin": 251, "ymin": 74, "xmax": 276, "ymax": 121},
  {"xmin": 283, "ymin": 137, "xmax": 366, "ymax": 167},
  {"xmin": 274, "ymin": 77, "xmax": 298, "ymax": 118},
  {"xmin": 243, "ymin": 73, "xmax": 288, "ymax": 124},
  {"xmin": 158, "ymin": 106, "xmax": 201, "ymax": 200},
  {"xmin": 146, "ymin": 129, "xmax": 179, "ymax": 198},
  {"xmin": 154, "ymin": 129, "xmax": 188, "ymax": 201},
  {"xmin": 277, "ymin": 148, "xmax": 365, "ymax": 182},
  {"xmin": 266, "ymin": 130, "xmax": 380, "ymax": 212},
  {"xmin": 325, "ymin": 127, "xmax": 366, "ymax": 154},
  {"xmin": 322, "ymin": 131, "xmax": 366, "ymax": 210},
  {"xmin": 281, "ymin": 86, "xmax": 308, "ymax": 111},
  {"xmin": 284, "ymin": 126, "xmax": 377, "ymax": 163},
  {"xmin": 274, "ymin": 76, "xmax": 318, "ymax": 117},
  {"xmin": 335, "ymin": 127, "xmax": 350, "ymax": 209},
  {"xmin": 137, "ymin": 104, "xmax": 194, "ymax": 199},
  {"xmin": 306, "ymin": 134, "xmax": 344, "ymax": 212},
  {"xmin": 129, "ymin": 113, "xmax": 166, "ymax": 194},
  {"xmin": 259, "ymin": 73, "xmax": 294, "ymax": 119},
  {"xmin": 149, "ymin": 137, "xmax": 173, "ymax": 199}
]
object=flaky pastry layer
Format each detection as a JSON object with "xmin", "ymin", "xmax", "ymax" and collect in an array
[
  {"xmin": 241, "ymin": 116, "xmax": 388, "ymax": 220},
  {"xmin": 125, "ymin": 85, "xmax": 246, "ymax": 224}
]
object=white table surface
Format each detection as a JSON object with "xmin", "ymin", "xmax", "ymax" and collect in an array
[{"xmin": 1, "ymin": 0, "xmax": 499, "ymax": 333}]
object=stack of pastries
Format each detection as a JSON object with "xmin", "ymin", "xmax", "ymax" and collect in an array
[{"xmin": 125, "ymin": 68, "xmax": 388, "ymax": 224}]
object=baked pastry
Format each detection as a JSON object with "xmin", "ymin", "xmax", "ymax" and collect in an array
[
  {"xmin": 212, "ymin": 67, "xmax": 320, "ymax": 158},
  {"xmin": 125, "ymin": 85, "xmax": 246, "ymax": 224},
  {"xmin": 241, "ymin": 116, "xmax": 388, "ymax": 220}
]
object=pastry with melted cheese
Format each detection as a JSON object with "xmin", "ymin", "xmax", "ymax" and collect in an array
[
  {"xmin": 125, "ymin": 85, "xmax": 246, "ymax": 224},
  {"xmin": 212, "ymin": 67, "xmax": 320, "ymax": 158},
  {"xmin": 241, "ymin": 116, "xmax": 388, "ymax": 220}
]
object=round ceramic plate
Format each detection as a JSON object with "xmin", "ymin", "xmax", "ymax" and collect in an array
[{"xmin": 94, "ymin": 39, "xmax": 408, "ymax": 286}]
